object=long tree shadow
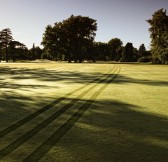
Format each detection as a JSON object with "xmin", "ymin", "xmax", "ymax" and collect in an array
[
  {"xmin": 0, "ymin": 66, "xmax": 104, "ymax": 83},
  {"xmin": 114, "ymin": 74, "xmax": 168, "ymax": 87},
  {"xmin": 0, "ymin": 64, "xmax": 168, "ymax": 161},
  {"xmin": 0, "ymin": 67, "xmax": 119, "ymax": 161},
  {"xmin": 0, "ymin": 91, "xmax": 49, "ymax": 131},
  {"xmin": 21, "ymin": 99, "xmax": 168, "ymax": 162},
  {"xmin": 1, "ymin": 66, "xmax": 168, "ymax": 87},
  {"xmin": 0, "ymin": 66, "xmax": 113, "ymax": 127}
]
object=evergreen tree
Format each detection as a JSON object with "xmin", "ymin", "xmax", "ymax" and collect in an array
[
  {"xmin": 147, "ymin": 8, "xmax": 168, "ymax": 64},
  {"xmin": 0, "ymin": 28, "xmax": 13, "ymax": 62},
  {"xmin": 138, "ymin": 44, "xmax": 146, "ymax": 56}
]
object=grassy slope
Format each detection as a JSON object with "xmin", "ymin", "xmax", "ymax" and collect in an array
[{"xmin": 0, "ymin": 62, "xmax": 168, "ymax": 162}]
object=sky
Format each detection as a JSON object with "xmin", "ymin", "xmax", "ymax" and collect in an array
[{"xmin": 0, "ymin": 0, "xmax": 168, "ymax": 49}]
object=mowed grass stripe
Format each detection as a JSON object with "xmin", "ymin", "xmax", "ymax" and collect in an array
[
  {"xmin": 0, "ymin": 65, "xmax": 119, "ymax": 159},
  {"xmin": 23, "ymin": 66, "xmax": 121, "ymax": 162},
  {"xmin": 0, "ymin": 64, "xmax": 115, "ymax": 138}
]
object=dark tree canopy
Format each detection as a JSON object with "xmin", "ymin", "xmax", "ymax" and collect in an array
[
  {"xmin": 94, "ymin": 42, "xmax": 110, "ymax": 61},
  {"xmin": 108, "ymin": 38, "xmax": 123, "ymax": 48},
  {"xmin": 42, "ymin": 15, "xmax": 97, "ymax": 62},
  {"xmin": 147, "ymin": 8, "xmax": 168, "ymax": 64},
  {"xmin": 108, "ymin": 38, "xmax": 123, "ymax": 61},
  {"xmin": 29, "ymin": 44, "xmax": 43, "ymax": 60},
  {"xmin": 121, "ymin": 42, "xmax": 135, "ymax": 62},
  {"xmin": 138, "ymin": 44, "xmax": 146, "ymax": 58},
  {"xmin": 8, "ymin": 41, "xmax": 27, "ymax": 62}
]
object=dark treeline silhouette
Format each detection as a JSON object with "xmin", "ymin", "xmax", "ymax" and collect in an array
[
  {"xmin": 41, "ymin": 15, "xmax": 97, "ymax": 63},
  {"xmin": 0, "ymin": 8, "xmax": 167, "ymax": 64},
  {"xmin": 0, "ymin": 29, "xmax": 43, "ymax": 62},
  {"xmin": 0, "ymin": 28, "xmax": 29, "ymax": 62},
  {"xmin": 0, "ymin": 28, "xmax": 150, "ymax": 63},
  {"xmin": 41, "ymin": 15, "xmax": 152, "ymax": 63}
]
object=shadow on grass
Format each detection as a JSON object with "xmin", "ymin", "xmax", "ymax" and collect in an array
[
  {"xmin": 0, "ymin": 66, "xmax": 103, "ymax": 83},
  {"xmin": 0, "ymin": 66, "xmax": 116, "ymax": 132},
  {"xmin": 22, "ymin": 99, "xmax": 168, "ymax": 162},
  {"xmin": 0, "ymin": 65, "xmax": 168, "ymax": 161},
  {"xmin": 0, "ymin": 92, "xmax": 43, "ymax": 131},
  {"xmin": 0, "ymin": 100, "xmax": 167, "ymax": 162},
  {"xmin": 114, "ymin": 74, "xmax": 168, "ymax": 87},
  {"xmin": 0, "ymin": 66, "xmax": 168, "ymax": 87}
]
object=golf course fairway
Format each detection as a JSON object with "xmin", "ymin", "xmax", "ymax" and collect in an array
[{"xmin": 0, "ymin": 62, "xmax": 168, "ymax": 162}]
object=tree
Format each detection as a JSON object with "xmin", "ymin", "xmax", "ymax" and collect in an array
[
  {"xmin": 85, "ymin": 42, "xmax": 97, "ymax": 62},
  {"xmin": 8, "ymin": 41, "xmax": 26, "ymax": 62},
  {"xmin": 147, "ymin": 8, "xmax": 168, "ymax": 64},
  {"xmin": 138, "ymin": 44, "xmax": 146, "ymax": 58},
  {"xmin": 42, "ymin": 15, "xmax": 97, "ymax": 62},
  {"xmin": 116, "ymin": 47, "xmax": 123, "ymax": 61},
  {"xmin": 0, "ymin": 42, "xmax": 2, "ymax": 62},
  {"xmin": 108, "ymin": 38, "xmax": 123, "ymax": 60},
  {"xmin": 42, "ymin": 25, "xmax": 58, "ymax": 60},
  {"xmin": 137, "ymin": 44, "xmax": 151, "ymax": 62},
  {"xmin": 31, "ymin": 43, "xmax": 36, "ymax": 60},
  {"xmin": 34, "ymin": 46, "xmax": 43, "ymax": 59},
  {"xmin": 108, "ymin": 38, "xmax": 123, "ymax": 48},
  {"xmin": 121, "ymin": 42, "xmax": 135, "ymax": 62},
  {"xmin": 93, "ymin": 42, "xmax": 110, "ymax": 61},
  {"xmin": 0, "ymin": 28, "xmax": 13, "ymax": 62},
  {"xmin": 15, "ymin": 45, "xmax": 29, "ymax": 61},
  {"xmin": 29, "ymin": 44, "xmax": 43, "ymax": 60}
]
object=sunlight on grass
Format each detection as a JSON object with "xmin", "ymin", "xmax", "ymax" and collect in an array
[
  {"xmin": 0, "ymin": 62, "xmax": 168, "ymax": 162},
  {"xmin": 144, "ymin": 137, "xmax": 168, "ymax": 149}
]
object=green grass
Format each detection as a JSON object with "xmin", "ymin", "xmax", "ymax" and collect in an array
[{"xmin": 0, "ymin": 62, "xmax": 168, "ymax": 162}]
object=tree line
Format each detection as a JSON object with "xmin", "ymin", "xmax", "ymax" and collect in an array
[
  {"xmin": 0, "ymin": 28, "xmax": 43, "ymax": 62},
  {"xmin": 0, "ymin": 8, "xmax": 167, "ymax": 64},
  {"xmin": 41, "ymin": 15, "xmax": 151, "ymax": 63}
]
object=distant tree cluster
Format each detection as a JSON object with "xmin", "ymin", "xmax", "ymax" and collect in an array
[
  {"xmin": 0, "ymin": 28, "xmax": 28, "ymax": 62},
  {"xmin": 92, "ymin": 41, "xmax": 151, "ymax": 63},
  {"xmin": 42, "ymin": 15, "xmax": 152, "ymax": 63},
  {"xmin": 0, "ymin": 29, "xmax": 43, "ymax": 62}
]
